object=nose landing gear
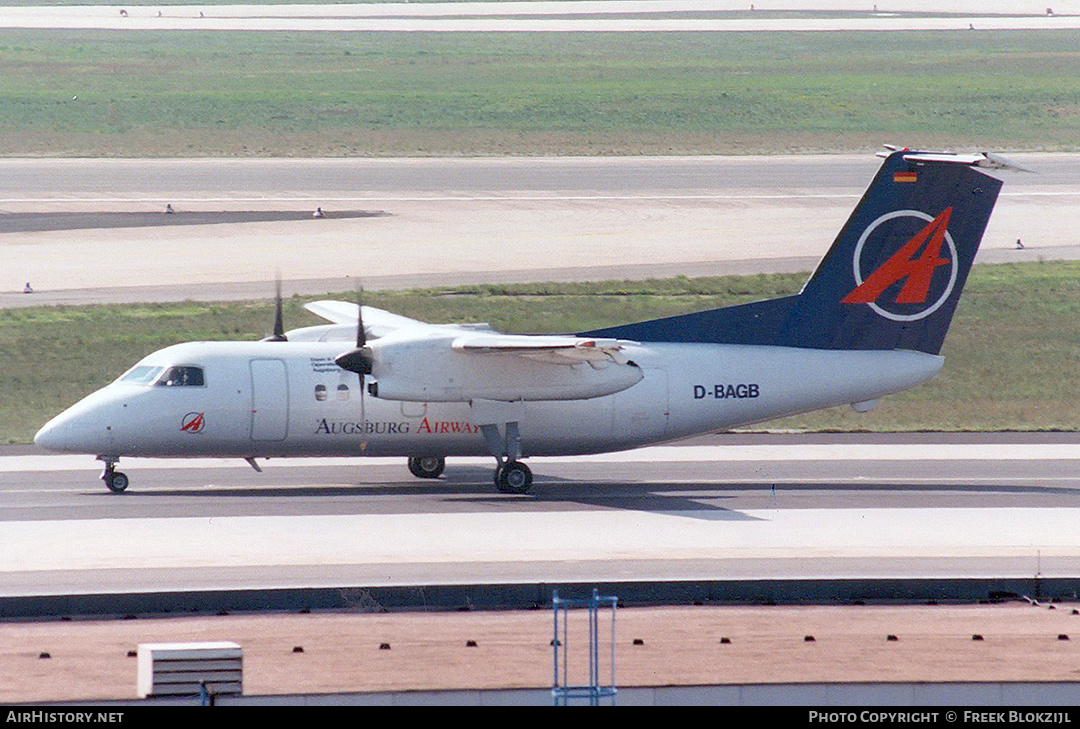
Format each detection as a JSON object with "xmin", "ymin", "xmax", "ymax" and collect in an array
[{"xmin": 99, "ymin": 457, "xmax": 129, "ymax": 493}]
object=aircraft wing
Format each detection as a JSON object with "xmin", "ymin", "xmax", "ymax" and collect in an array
[
  {"xmin": 304, "ymin": 300, "xmax": 358, "ymax": 324},
  {"xmin": 309, "ymin": 300, "xmax": 643, "ymax": 400},
  {"xmin": 304, "ymin": 300, "xmax": 430, "ymax": 339}
]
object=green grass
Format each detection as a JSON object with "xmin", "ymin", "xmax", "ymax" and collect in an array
[
  {"xmin": 4, "ymin": 262, "xmax": 1080, "ymax": 444},
  {"xmin": 1, "ymin": 29, "xmax": 1079, "ymax": 156}
]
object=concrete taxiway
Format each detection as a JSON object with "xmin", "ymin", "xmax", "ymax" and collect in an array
[
  {"xmin": 3, "ymin": 154, "xmax": 1079, "ymax": 308},
  {"xmin": 3, "ymin": 433, "xmax": 1079, "ymax": 614}
]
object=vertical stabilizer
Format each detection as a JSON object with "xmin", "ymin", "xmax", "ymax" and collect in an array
[
  {"xmin": 782, "ymin": 150, "xmax": 1002, "ymax": 353},
  {"xmin": 584, "ymin": 150, "xmax": 1012, "ymax": 355}
]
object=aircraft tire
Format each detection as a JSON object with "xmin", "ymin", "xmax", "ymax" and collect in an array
[
  {"xmin": 105, "ymin": 472, "xmax": 129, "ymax": 493},
  {"xmin": 495, "ymin": 461, "xmax": 532, "ymax": 494},
  {"xmin": 408, "ymin": 456, "xmax": 445, "ymax": 479}
]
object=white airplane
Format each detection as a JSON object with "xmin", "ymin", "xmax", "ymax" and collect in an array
[{"xmin": 35, "ymin": 149, "xmax": 1024, "ymax": 494}]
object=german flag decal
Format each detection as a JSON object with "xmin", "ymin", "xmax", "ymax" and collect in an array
[{"xmin": 894, "ymin": 171, "xmax": 918, "ymax": 183}]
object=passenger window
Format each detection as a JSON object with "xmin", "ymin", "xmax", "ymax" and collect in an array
[
  {"xmin": 156, "ymin": 366, "xmax": 205, "ymax": 387},
  {"xmin": 337, "ymin": 384, "xmax": 350, "ymax": 401}
]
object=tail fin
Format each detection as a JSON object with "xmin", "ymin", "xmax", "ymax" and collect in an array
[{"xmin": 584, "ymin": 149, "xmax": 1015, "ymax": 355}]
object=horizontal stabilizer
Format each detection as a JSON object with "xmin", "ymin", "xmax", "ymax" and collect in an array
[{"xmin": 900, "ymin": 150, "xmax": 1034, "ymax": 173}]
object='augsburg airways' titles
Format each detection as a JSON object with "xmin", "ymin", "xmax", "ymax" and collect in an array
[{"xmin": 314, "ymin": 418, "xmax": 484, "ymax": 435}]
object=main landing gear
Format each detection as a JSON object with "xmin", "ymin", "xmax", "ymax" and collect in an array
[
  {"xmin": 99, "ymin": 457, "xmax": 129, "ymax": 493},
  {"xmin": 406, "ymin": 454, "xmax": 531, "ymax": 493},
  {"xmin": 494, "ymin": 459, "xmax": 532, "ymax": 494},
  {"xmin": 408, "ymin": 455, "xmax": 445, "ymax": 479},
  {"xmin": 474, "ymin": 405, "xmax": 534, "ymax": 494}
]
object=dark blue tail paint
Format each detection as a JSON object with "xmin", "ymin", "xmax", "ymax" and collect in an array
[{"xmin": 582, "ymin": 151, "xmax": 1002, "ymax": 355}]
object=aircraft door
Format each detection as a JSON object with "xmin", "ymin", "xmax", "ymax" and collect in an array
[{"xmin": 250, "ymin": 359, "xmax": 289, "ymax": 441}]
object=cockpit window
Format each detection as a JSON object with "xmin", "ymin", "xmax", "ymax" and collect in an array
[
  {"xmin": 155, "ymin": 366, "xmax": 205, "ymax": 387},
  {"xmin": 120, "ymin": 365, "xmax": 164, "ymax": 385}
]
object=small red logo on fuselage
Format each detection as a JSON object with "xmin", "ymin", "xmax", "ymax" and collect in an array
[{"xmin": 181, "ymin": 412, "xmax": 205, "ymax": 433}]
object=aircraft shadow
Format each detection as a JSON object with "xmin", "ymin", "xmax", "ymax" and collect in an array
[
  {"xmin": 83, "ymin": 465, "xmax": 1080, "ymax": 520},
  {"xmin": 93, "ymin": 478, "xmax": 758, "ymax": 521}
]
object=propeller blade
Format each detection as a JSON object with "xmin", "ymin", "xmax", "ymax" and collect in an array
[
  {"xmin": 356, "ymin": 285, "xmax": 366, "ymax": 348},
  {"xmin": 262, "ymin": 277, "xmax": 288, "ymax": 342},
  {"xmin": 273, "ymin": 277, "xmax": 286, "ymax": 340},
  {"xmin": 354, "ymin": 286, "xmax": 370, "ymax": 424}
]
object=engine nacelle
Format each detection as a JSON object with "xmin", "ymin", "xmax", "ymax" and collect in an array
[{"xmin": 367, "ymin": 335, "xmax": 643, "ymax": 402}]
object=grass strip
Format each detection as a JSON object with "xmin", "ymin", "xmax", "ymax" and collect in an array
[{"xmin": 2, "ymin": 29, "xmax": 1080, "ymax": 156}]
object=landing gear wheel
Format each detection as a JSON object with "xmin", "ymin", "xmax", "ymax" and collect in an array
[
  {"xmin": 100, "ymin": 458, "xmax": 128, "ymax": 493},
  {"xmin": 104, "ymin": 471, "xmax": 129, "ymax": 493},
  {"xmin": 495, "ymin": 461, "xmax": 532, "ymax": 494},
  {"xmin": 408, "ymin": 456, "xmax": 445, "ymax": 479}
]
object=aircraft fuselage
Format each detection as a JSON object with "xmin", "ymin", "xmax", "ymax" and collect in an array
[{"xmin": 36, "ymin": 339, "xmax": 943, "ymax": 461}]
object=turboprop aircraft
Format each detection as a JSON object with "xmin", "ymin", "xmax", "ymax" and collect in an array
[{"xmin": 35, "ymin": 148, "xmax": 1025, "ymax": 494}]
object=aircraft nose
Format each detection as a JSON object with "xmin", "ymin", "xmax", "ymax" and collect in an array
[
  {"xmin": 33, "ymin": 418, "xmax": 64, "ymax": 451},
  {"xmin": 34, "ymin": 399, "xmax": 110, "ymax": 454}
]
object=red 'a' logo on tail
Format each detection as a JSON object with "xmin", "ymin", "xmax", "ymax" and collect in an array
[{"xmin": 843, "ymin": 207, "xmax": 953, "ymax": 306}]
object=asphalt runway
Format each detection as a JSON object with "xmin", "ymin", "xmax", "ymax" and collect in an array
[
  {"xmin": 3, "ymin": 433, "xmax": 1080, "ymax": 611},
  {"xmin": 7, "ymin": 428, "xmax": 1080, "ymax": 704}
]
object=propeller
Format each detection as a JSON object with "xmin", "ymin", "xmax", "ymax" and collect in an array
[
  {"xmin": 334, "ymin": 287, "xmax": 375, "ymax": 425},
  {"xmin": 262, "ymin": 276, "xmax": 288, "ymax": 342},
  {"xmin": 334, "ymin": 286, "xmax": 374, "ymax": 380}
]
